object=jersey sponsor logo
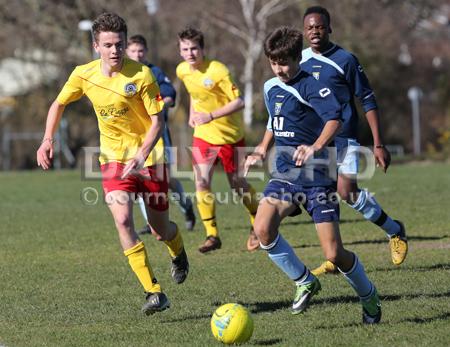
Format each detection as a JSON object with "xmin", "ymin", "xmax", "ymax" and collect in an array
[
  {"xmin": 319, "ymin": 87, "xmax": 331, "ymax": 97},
  {"xmin": 276, "ymin": 95, "xmax": 285, "ymax": 98},
  {"xmin": 124, "ymin": 83, "xmax": 137, "ymax": 96},
  {"xmin": 203, "ymin": 77, "xmax": 214, "ymax": 88},
  {"xmin": 312, "ymin": 72, "xmax": 320, "ymax": 80},
  {"xmin": 96, "ymin": 104, "xmax": 129, "ymax": 119},
  {"xmin": 274, "ymin": 102, "xmax": 283, "ymax": 116},
  {"xmin": 274, "ymin": 130, "xmax": 295, "ymax": 138},
  {"xmin": 312, "ymin": 65, "xmax": 322, "ymax": 68}
]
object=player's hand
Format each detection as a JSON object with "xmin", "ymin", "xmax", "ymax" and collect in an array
[
  {"xmin": 36, "ymin": 139, "xmax": 54, "ymax": 170},
  {"xmin": 191, "ymin": 111, "xmax": 212, "ymax": 126},
  {"xmin": 243, "ymin": 153, "xmax": 264, "ymax": 177},
  {"xmin": 374, "ymin": 146, "xmax": 391, "ymax": 173},
  {"xmin": 293, "ymin": 145, "xmax": 315, "ymax": 166},
  {"xmin": 188, "ymin": 114, "xmax": 196, "ymax": 128},
  {"xmin": 121, "ymin": 152, "xmax": 146, "ymax": 179}
]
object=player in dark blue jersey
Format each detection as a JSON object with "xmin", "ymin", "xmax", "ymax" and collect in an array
[
  {"xmin": 127, "ymin": 35, "xmax": 196, "ymax": 232},
  {"xmin": 245, "ymin": 27, "xmax": 381, "ymax": 324},
  {"xmin": 300, "ymin": 6, "xmax": 407, "ymax": 273}
]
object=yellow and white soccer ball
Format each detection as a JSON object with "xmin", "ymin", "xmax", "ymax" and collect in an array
[{"xmin": 211, "ymin": 303, "xmax": 254, "ymax": 344}]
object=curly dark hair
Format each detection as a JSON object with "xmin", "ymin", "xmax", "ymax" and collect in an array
[{"xmin": 92, "ymin": 12, "xmax": 127, "ymax": 41}]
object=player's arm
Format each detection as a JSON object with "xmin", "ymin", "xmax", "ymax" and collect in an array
[
  {"xmin": 293, "ymin": 120, "xmax": 341, "ymax": 166},
  {"xmin": 122, "ymin": 111, "xmax": 164, "ymax": 178},
  {"xmin": 244, "ymin": 130, "xmax": 274, "ymax": 177},
  {"xmin": 188, "ymin": 97, "xmax": 196, "ymax": 128},
  {"xmin": 191, "ymin": 96, "xmax": 244, "ymax": 126},
  {"xmin": 36, "ymin": 100, "xmax": 66, "ymax": 170},
  {"xmin": 154, "ymin": 67, "xmax": 176, "ymax": 108},
  {"xmin": 346, "ymin": 55, "xmax": 391, "ymax": 172},
  {"xmin": 294, "ymin": 78, "xmax": 342, "ymax": 166}
]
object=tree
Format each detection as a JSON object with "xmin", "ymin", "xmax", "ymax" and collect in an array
[{"xmin": 207, "ymin": 0, "xmax": 301, "ymax": 126}]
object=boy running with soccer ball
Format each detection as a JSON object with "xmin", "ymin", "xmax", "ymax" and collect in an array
[{"xmin": 245, "ymin": 26, "xmax": 381, "ymax": 324}]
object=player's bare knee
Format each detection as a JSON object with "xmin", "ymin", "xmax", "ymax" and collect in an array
[{"xmin": 253, "ymin": 222, "xmax": 270, "ymax": 245}]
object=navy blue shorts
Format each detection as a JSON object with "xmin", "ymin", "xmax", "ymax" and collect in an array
[{"xmin": 263, "ymin": 179, "xmax": 340, "ymax": 223}]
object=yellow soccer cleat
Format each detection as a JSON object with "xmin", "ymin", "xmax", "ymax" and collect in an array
[
  {"xmin": 311, "ymin": 260, "xmax": 339, "ymax": 276},
  {"xmin": 390, "ymin": 221, "xmax": 408, "ymax": 265}
]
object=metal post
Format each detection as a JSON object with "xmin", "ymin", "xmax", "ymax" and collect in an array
[{"xmin": 407, "ymin": 87, "xmax": 423, "ymax": 156}]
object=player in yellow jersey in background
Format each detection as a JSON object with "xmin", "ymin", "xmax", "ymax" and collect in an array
[
  {"xmin": 36, "ymin": 13, "xmax": 189, "ymax": 315},
  {"xmin": 176, "ymin": 27, "xmax": 259, "ymax": 253}
]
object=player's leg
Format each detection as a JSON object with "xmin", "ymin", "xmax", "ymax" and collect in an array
[
  {"xmin": 101, "ymin": 162, "xmax": 168, "ymax": 314},
  {"xmin": 255, "ymin": 182, "xmax": 319, "ymax": 314},
  {"xmin": 106, "ymin": 190, "xmax": 168, "ymax": 314},
  {"xmin": 140, "ymin": 164, "xmax": 189, "ymax": 285},
  {"xmin": 168, "ymin": 177, "xmax": 196, "ymax": 230},
  {"xmin": 192, "ymin": 137, "xmax": 221, "ymax": 253},
  {"xmin": 339, "ymin": 139, "xmax": 407, "ymax": 265},
  {"xmin": 135, "ymin": 195, "xmax": 151, "ymax": 235},
  {"xmin": 221, "ymin": 139, "xmax": 259, "ymax": 251},
  {"xmin": 315, "ymin": 221, "xmax": 381, "ymax": 324},
  {"xmin": 164, "ymin": 127, "xmax": 196, "ymax": 230}
]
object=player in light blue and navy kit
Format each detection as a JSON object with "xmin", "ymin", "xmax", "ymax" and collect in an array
[
  {"xmin": 245, "ymin": 26, "xmax": 381, "ymax": 324},
  {"xmin": 126, "ymin": 35, "xmax": 196, "ymax": 232},
  {"xmin": 300, "ymin": 6, "xmax": 407, "ymax": 270}
]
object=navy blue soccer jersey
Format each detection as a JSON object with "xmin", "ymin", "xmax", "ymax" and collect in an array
[
  {"xmin": 148, "ymin": 64, "xmax": 176, "ymax": 122},
  {"xmin": 301, "ymin": 44, "xmax": 377, "ymax": 139},
  {"xmin": 264, "ymin": 70, "xmax": 342, "ymax": 186}
]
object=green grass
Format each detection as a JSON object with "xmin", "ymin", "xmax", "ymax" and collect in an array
[{"xmin": 0, "ymin": 163, "xmax": 449, "ymax": 347}]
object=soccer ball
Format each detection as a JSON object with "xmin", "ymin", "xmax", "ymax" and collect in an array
[{"xmin": 211, "ymin": 303, "xmax": 254, "ymax": 344}]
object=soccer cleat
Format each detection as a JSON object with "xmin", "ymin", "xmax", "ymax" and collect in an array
[
  {"xmin": 198, "ymin": 236, "xmax": 222, "ymax": 253},
  {"xmin": 142, "ymin": 292, "xmax": 170, "ymax": 315},
  {"xmin": 361, "ymin": 288, "xmax": 382, "ymax": 324},
  {"xmin": 390, "ymin": 220, "xmax": 408, "ymax": 265},
  {"xmin": 246, "ymin": 228, "xmax": 260, "ymax": 252},
  {"xmin": 311, "ymin": 260, "xmax": 339, "ymax": 276},
  {"xmin": 137, "ymin": 224, "xmax": 151, "ymax": 235},
  {"xmin": 171, "ymin": 248, "xmax": 189, "ymax": 284},
  {"xmin": 292, "ymin": 276, "xmax": 321, "ymax": 314},
  {"xmin": 185, "ymin": 206, "xmax": 196, "ymax": 231}
]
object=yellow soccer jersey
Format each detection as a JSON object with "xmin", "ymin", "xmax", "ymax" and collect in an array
[
  {"xmin": 56, "ymin": 58, "xmax": 165, "ymax": 166},
  {"xmin": 176, "ymin": 59, "xmax": 244, "ymax": 145}
]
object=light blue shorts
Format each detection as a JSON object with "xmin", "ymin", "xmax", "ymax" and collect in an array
[{"xmin": 336, "ymin": 138, "xmax": 359, "ymax": 176}]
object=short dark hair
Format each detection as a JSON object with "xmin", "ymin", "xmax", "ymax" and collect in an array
[
  {"xmin": 264, "ymin": 26, "xmax": 303, "ymax": 62},
  {"xmin": 128, "ymin": 34, "xmax": 147, "ymax": 49},
  {"xmin": 177, "ymin": 27, "xmax": 204, "ymax": 49},
  {"xmin": 303, "ymin": 6, "xmax": 331, "ymax": 26},
  {"xmin": 92, "ymin": 12, "xmax": 127, "ymax": 41}
]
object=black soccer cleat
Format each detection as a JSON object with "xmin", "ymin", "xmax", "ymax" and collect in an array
[
  {"xmin": 142, "ymin": 292, "xmax": 170, "ymax": 315},
  {"xmin": 171, "ymin": 248, "xmax": 189, "ymax": 284}
]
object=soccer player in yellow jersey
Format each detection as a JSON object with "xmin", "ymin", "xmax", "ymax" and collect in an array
[
  {"xmin": 36, "ymin": 13, "xmax": 189, "ymax": 315},
  {"xmin": 176, "ymin": 27, "xmax": 259, "ymax": 253}
]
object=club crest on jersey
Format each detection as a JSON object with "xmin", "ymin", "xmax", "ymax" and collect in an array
[
  {"xmin": 274, "ymin": 102, "xmax": 283, "ymax": 116},
  {"xmin": 203, "ymin": 78, "xmax": 214, "ymax": 88},
  {"xmin": 312, "ymin": 72, "xmax": 320, "ymax": 80},
  {"xmin": 124, "ymin": 83, "xmax": 137, "ymax": 96}
]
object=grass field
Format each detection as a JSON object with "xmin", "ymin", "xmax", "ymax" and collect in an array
[{"xmin": 1, "ymin": 162, "xmax": 449, "ymax": 347}]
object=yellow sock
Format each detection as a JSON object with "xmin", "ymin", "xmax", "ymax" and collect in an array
[
  {"xmin": 196, "ymin": 190, "xmax": 218, "ymax": 237},
  {"xmin": 164, "ymin": 223, "xmax": 184, "ymax": 258},
  {"xmin": 124, "ymin": 241, "xmax": 161, "ymax": 293},
  {"xmin": 243, "ymin": 185, "xmax": 259, "ymax": 226}
]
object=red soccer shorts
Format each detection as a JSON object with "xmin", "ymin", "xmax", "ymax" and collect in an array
[
  {"xmin": 101, "ymin": 162, "xmax": 169, "ymax": 211},
  {"xmin": 191, "ymin": 137, "xmax": 246, "ymax": 174}
]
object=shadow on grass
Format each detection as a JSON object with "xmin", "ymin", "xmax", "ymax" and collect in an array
[
  {"xmin": 253, "ymin": 338, "xmax": 284, "ymax": 345},
  {"xmin": 371, "ymin": 262, "xmax": 450, "ymax": 273},
  {"xmin": 314, "ymin": 311, "xmax": 450, "ymax": 330},
  {"xmin": 161, "ymin": 312, "xmax": 212, "ymax": 323},
  {"xmin": 246, "ymin": 290, "xmax": 450, "ymax": 314},
  {"xmin": 291, "ymin": 235, "xmax": 449, "ymax": 250}
]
